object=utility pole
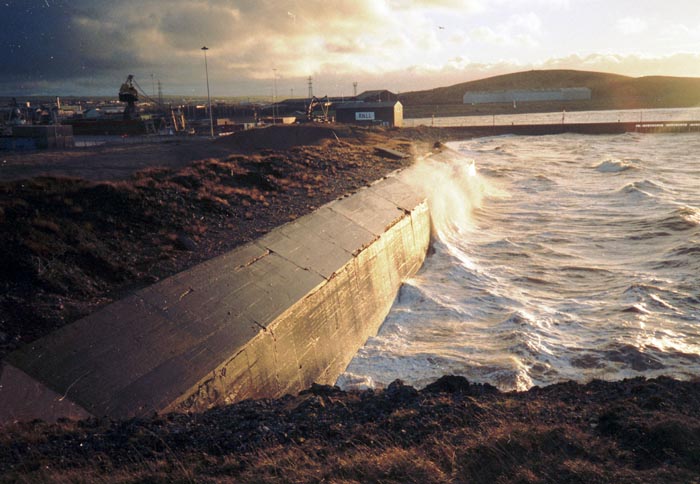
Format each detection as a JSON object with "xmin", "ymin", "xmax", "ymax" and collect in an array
[
  {"xmin": 353, "ymin": 81, "xmax": 358, "ymax": 97},
  {"xmin": 272, "ymin": 68, "xmax": 277, "ymax": 124},
  {"xmin": 201, "ymin": 46, "xmax": 214, "ymax": 138}
]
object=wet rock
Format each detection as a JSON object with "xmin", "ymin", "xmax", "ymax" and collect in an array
[
  {"xmin": 300, "ymin": 383, "xmax": 344, "ymax": 397},
  {"xmin": 422, "ymin": 375, "xmax": 472, "ymax": 394},
  {"xmin": 386, "ymin": 379, "xmax": 418, "ymax": 401}
]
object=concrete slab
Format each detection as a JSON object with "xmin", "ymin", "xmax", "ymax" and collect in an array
[
  {"xmin": 370, "ymin": 176, "xmax": 426, "ymax": 213},
  {"xmin": 0, "ymin": 363, "xmax": 92, "ymax": 423},
  {"xmin": 328, "ymin": 188, "xmax": 404, "ymax": 236},
  {"xmin": 375, "ymin": 146, "xmax": 410, "ymax": 159},
  {"xmin": 257, "ymin": 207, "xmax": 375, "ymax": 279},
  {"xmin": 301, "ymin": 207, "xmax": 377, "ymax": 253}
]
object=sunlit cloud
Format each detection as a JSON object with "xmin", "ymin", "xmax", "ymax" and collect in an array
[
  {"xmin": 539, "ymin": 52, "xmax": 700, "ymax": 77},
  {"xmin": 469, "ymin": 13, "xmax": 542, "ymax": 46},
  {"xmin": 617, "ymin": 17, "xmax": 648, "ymax": 35}
]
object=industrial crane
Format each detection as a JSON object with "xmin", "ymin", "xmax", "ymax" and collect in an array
[
  {"xmin": 306, "ymin": 95, "xmax": 331, "ymax": 122},
  {"xmin": 116, "ymin": 74, "xmax": 190, "ymax": 133},
  {"xmin": 118, "ymin": 74, "xmax": 139, "ymax": 120}
]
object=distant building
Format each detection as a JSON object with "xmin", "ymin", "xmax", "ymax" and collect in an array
[
  {"xmin": 463, "ymin": 87, "xmax": 591, "ymax": 104},
  {"xmin": 335, "ymin": 101, "xmax": 403, "ymax": 127}
]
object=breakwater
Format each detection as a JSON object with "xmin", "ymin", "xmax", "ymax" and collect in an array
[
  {"xmin": 457, "ymin": 120, "xmax": 700, "ymax": 136},
  {"xmin": 0, "ymin": 173, "xmax": 430, "ymax": 423}
]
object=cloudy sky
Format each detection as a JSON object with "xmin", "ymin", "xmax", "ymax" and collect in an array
[{"xmin": 3, "ymin": 0, "xmax": 700, "ymax": 98}]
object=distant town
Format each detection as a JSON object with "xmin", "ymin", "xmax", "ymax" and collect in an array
[{"xmin": 3, "ymin": 69, "xmax": 700, "ymax": 150}]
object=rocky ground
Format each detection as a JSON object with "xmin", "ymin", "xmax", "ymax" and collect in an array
[{"xmin": 1, "ymin": 376, "xmax": 699, "ymax": 483}]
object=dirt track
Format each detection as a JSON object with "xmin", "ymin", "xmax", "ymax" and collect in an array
[{"xmin": 0, "ymin": 138, "xmax": 239, "ymax": 182}]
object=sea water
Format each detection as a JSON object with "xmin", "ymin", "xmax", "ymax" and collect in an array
[
  {"xmin": 339, "ymin": 132, "xmax": 700, "ymax": 391},
  {"xmin": 404, "ymin": 106, "xmax": 700, "ymax": 127}
]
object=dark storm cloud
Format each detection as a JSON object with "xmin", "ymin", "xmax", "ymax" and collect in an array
[
  {"xmin": 0, "ymin": 0, "xmax": 155, "ymax": 94},
  {"xmin": 1, "ymin": 0, "xmax": 422, "ymax": 95}
]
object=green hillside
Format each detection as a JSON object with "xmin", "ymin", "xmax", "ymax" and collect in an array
[{"xmin": 399, "ymin": 69, "xmax": 700, "ymax": 115}]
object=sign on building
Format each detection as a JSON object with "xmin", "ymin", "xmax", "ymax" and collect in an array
[{"xmin": 355, "ymin": 112, "xmax": 375, "ymax": 121}]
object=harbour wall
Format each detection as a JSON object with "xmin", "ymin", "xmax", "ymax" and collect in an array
[
  {"xmin": 458, "ymin": 121, "xmax": 700, "ymax": 136},
  {"xmin": 0, "ymin": 173, "xmax": 430, "ymax": 422}
]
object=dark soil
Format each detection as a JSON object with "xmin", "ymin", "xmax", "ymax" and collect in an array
[
  {"xmin": 2, "ymin": 376, "xmax": 699, "ymax": 483},
  {"xmin": 0, "ymin": 124, "xmax": 433, "ymax": 359}
]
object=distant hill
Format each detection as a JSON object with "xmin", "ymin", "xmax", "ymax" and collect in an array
[{"xmin": 399, "ymin": 69, "xmax": 700, "ymax": 115}]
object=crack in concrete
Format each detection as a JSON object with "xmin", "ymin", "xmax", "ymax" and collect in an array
[
  {"xmin": 235, "ymin": 248, "xmax": 270, "ymax": 270},
  {"xmin": 264, "ymin": 247, "xmax": 329, "ymax": 282}
]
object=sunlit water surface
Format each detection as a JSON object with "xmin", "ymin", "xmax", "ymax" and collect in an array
[{"xmin": 339, "ymin": 132, "xmax": 700, "ymax": 391}]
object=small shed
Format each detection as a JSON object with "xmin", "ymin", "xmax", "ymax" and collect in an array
[{"xmin": 334, "ymin": 101, "xmax": 403, "ymax": 127}]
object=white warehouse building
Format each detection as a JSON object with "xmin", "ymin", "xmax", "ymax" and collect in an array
[{"xmin": 463, "ymin": 87, "xmax": 591, "ymax": 104}]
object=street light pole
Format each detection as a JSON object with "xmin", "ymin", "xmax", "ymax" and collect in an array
[
  {"xmin": 201, "ymin": 46, "xmax": 214, "ymax": 138},
  {"xmin": 272, "ymin": 68, "xmax": 277, "ymax": 124}
]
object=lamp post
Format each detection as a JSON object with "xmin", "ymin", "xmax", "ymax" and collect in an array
[
  {"xmin": 201, "ymin": 46, "xmax": 214, "ymax": 138},
  {"xmin": 272, "ymin": 68, "xmax": 277, "ymax": 124}
]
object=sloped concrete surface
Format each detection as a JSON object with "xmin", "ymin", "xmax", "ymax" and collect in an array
[{"xmin": 0, "ymin": 173, "xmax": 429, "ymax": 422}]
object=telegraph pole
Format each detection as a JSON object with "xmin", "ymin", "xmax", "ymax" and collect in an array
[
  {"xmin": 272, "ymin": 68, "xmax": 277, "ymax": 124},
  {"xmin": 201, "ymin": 46, "xmax": 214, "ymax": 138}
]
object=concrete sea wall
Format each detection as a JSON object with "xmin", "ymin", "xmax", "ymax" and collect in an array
[{"xmin": 0, "ymin": 174, "xmax": 430, "ymax": 422}]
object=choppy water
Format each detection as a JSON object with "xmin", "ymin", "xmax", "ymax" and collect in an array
[{"xmin": 339, "ymin": 132, "xmax": 700, "ymax": 391}]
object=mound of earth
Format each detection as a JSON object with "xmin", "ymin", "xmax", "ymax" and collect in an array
[{"xmin": 216, "ymin": 124, "xmax": 366, "ymax": 152}]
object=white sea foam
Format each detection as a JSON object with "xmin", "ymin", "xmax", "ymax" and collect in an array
[
  {"xmin": 678, "ymin": 205, "xmax": 700, "ymax": 225},
  {"xmin": 402, "ymin": 150, "xmax": 502, "ymax": 238},
  {"xmin": 595, "ymin": 158, "xmax": 635, "ymax": 173}
]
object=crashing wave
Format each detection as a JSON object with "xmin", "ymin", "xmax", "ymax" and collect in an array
[{"xmin": 595, "ymin": 158, "xmax": 636, "ymax": 173}]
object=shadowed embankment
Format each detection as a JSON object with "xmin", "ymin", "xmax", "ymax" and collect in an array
[{"xmin": 2, "ymin": 376, "xmax": 699, "ymax": 483}]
